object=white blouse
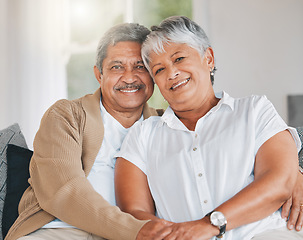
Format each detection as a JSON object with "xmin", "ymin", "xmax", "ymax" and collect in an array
[{"xmin": 117, "ymin": 92, "xmax": 301, "ymax": 240}]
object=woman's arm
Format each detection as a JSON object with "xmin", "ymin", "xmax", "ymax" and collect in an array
[
  {"xmin": 115, "ymin": 157, "xmax": 175, "ymax": 239},
  {"xmin": 214, "ymin": 130, "xmax": 298, "ymax": 230},
  {"xmin": 159, "ymin": 130, "xmax": 299, "ymax": 240},
  {"xmin": 115, "ymin": 157, "xmax": 159, "ymax": 221},
  {"xmin": 115, "ymin": 130, "xmax": 298, "ymax": 239}
]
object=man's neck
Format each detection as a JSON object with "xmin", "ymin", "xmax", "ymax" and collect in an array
[{"xmin": 102, "ymin": 101, "xmax": 143, "ymax": 129}]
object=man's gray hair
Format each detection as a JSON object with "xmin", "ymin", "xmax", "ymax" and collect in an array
[
  {"xmin": 142, "ymin": 16, "xmax": 214, "ymax": 77},
  {"xmin": 96, "ymin": 23, "xmax": 150, "ymax": 73}
]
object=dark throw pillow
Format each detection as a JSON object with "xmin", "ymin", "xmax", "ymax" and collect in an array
[
  {"xmin": 0, "ymin": 123, "xmax": 28, "ymax": 240},
  {"xmin": 2, "ymin": 144, "xmax": 32, "ymax": 238}
]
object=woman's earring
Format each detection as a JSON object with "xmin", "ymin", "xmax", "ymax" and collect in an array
[{"xmin": 210, "ymin": 68, "xmax": 214, "ymax": 76}]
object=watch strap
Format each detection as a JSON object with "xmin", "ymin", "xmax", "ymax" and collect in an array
[{"xmin": 206, "ymin": 211, "xmax": 227, "ymax": 238}]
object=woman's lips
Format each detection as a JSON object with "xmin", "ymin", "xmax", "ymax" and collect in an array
[{"xmin": 170, "ymin": 78, "xmax": 190, "ymax": 90}]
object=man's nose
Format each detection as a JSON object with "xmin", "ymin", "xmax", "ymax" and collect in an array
[{"xmin": 122, "ymin": 68, "xmax": 136, "ymax": 83}]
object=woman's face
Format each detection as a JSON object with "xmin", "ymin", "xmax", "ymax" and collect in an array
[{"xmin": 149, "ymin": 42, "xmax": 215, "ymax": 112}]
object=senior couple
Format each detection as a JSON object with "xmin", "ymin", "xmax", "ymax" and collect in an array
[{"xmin": 5, "ymin": 16, "xmax": 303, "ymax": 240}]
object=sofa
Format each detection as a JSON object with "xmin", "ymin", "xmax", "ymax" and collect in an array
[{"xmin": 0, "ymin": 123, "xmax": 303, "ymax": 240}]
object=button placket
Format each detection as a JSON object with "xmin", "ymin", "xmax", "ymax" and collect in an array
[{"xmin": 191, "ymin": 131, "xmax": 211, "ymax": 213}]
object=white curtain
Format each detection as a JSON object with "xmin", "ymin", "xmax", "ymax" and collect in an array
[{"xmin": 0, "ymin": 0, "xmax": 69, "ymax": 149}]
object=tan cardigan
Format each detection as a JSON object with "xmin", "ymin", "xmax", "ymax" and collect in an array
[{"xmin": 5, "ymin": 89, "xmax": 161, "ymax": 240}]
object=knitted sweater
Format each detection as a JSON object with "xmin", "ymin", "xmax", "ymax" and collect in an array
[{"xmin": 5, "ymin": 88, "xmax": 160, "ymax": 240}]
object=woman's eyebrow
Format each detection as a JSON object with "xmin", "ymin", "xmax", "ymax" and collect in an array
[{"xmin": 170, "ymin": 51, "xmax": 181, "ymax": 58}]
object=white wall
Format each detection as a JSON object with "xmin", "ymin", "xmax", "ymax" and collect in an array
[
  {"xmin": 193, "ymin": 0, "xmax": 303, "ymax": 125},
  {"xmin": 1, "ymin": 0, "xmax": 302, "ymax": 148},
  {"xmin": 0, "ymin": 0, "xmax": 69, "ymax": 149}
]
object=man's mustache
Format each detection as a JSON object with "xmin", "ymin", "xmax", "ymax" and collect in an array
[{"xmin": 114, "ymin": 83, "xmax": 145, "ymax": 91}]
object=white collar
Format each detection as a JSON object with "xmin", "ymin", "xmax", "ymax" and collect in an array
[{"xmin": 160, "ymin": 91, "xmax": 234, "ymax": 131}]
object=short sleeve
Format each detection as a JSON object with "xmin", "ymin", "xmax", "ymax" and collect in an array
[
  {"xmin": 254, "ymin": 96, "xmax": 301, "ymax": 153},
  {"xmin": 116, "ymin": 121, "xmax": 147, "ymax": 174}
]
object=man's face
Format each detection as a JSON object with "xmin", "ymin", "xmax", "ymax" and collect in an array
[{"xmin": 95, "ymin": 41, "xmax": 154, "ymax": 113}]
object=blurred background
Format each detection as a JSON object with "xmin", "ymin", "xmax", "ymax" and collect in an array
[{"xmin": 1, "ymin": 0, "xmax": 303, "ymax": 149}]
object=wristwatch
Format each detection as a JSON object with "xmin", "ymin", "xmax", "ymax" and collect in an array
[{"xmin": 207, "ymin": 211, "xmax": 227, "ymax": 238}]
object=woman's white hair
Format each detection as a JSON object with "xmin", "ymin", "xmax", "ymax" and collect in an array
[{"xmin": 141, "ymin": 16, "xmax": 216, "ymax": 84}]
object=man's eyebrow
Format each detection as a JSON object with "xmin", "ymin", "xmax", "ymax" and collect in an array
[
  {"xmin": 137, "ymin": 60, "xmax": 144, "ymax": 64},
  {"xmin": 109, "ymin": 60, "xmax": 123, "ymax": 65}
]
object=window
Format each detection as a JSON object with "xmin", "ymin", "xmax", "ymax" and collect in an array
[{"xmin": 67, "ymin": 0, "xmax": 192, "ymax": 109}]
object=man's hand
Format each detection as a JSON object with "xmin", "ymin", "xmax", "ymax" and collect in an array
[
  {"xmin": 136, "ymin": 219, "xmax": 172, "ymax": 240},
  {"xmin": 281, "ymin": 171, "xmax": 303, "ymax": 231},
  {"xmin": 162, "ymin": 218, "xmax": 218, "ymax": 240}
]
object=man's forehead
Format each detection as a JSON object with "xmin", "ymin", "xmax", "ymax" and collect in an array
[
  {"xmin": 106, "ymin": 59, "xmax": 144, "ymax": 65},
  {"xmin": 103, "ymin": 41, "xmax": 145, "ymax": 65}
]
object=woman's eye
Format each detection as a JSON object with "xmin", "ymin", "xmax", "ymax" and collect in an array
[
  {"xmin": 155, "ymin": 68, "xmax": 164, "ymax": 75},
  {"xmin": 175, "ymin": 57, "xmax": 184, "ymax": 62}
]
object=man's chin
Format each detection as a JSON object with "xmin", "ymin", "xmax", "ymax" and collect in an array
[{"xmin": 117, "ymin": 100, "xmax": 146, "ymax": 111}]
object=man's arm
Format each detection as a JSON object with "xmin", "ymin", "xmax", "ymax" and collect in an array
[
  {"xmin": 30, "ymin": 100, "xmax": 147, "ymax": 240},
  {"xmin": 281, "ymin": 171, "xmax": 303, "ymax": 231}
]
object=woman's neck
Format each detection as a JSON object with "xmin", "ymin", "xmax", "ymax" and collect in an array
[{"xmin": 173, "ymin": 97, "xmax": 220, "ymax": 131}]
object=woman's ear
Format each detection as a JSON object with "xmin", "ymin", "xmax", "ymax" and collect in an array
[
  {"xmin": 205, "ymin": 47, "xmax": 215, "ymax": 68},
  {"xmin": 94, "ymin": 66, "xmax": 102, "ymax": 84}
]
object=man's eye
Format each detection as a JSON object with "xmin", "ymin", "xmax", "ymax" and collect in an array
[
  {"xmin": 136, "ymin": 65, "xmax": 145, "ymax": 70},
  {"xmin": 155, "ymin": 68, "xmax": 164, "ymax": 75},
  {"xmin": 175, "ymin": 57, "xmax": 184, "ymax": 62},
  {"xmin": 111, "ymin": 65, "xmax": 122, "ymax": 70}
]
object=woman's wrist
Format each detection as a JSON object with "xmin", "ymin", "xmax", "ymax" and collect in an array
[{"xmin": 200, "ymin": 216, "xmax": 221, "ymax": 238}]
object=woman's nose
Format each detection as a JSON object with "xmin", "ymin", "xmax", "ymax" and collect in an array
[{"xmin": 168, "ymin": 66, "xmax": 180, "ymax": 80}]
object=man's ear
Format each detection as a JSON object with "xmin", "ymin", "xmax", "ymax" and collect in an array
[{"xmin": 94, "ymin": 66, "xmax": 102, "ymax": 84}]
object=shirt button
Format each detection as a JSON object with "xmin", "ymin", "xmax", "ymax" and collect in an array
[
  {"xmin": 193, "ymin": 147, "xmax": 197, "ymax": 151},
  {"xmin": 198, "ymin": 173, "xmax": 203, "ymax": 177},
  {"xmin": 195, "ymin": 133, "xmax": 198, "ymax": 138},
  {"xmin": 204, "ymin": 200, "xmax": 208, "ymax": 204}
]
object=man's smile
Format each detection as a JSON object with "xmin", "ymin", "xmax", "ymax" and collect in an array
[
  {"xmin": 114, "ymin": 83, "xmax": 145, "ymax": 93},
  {"xmin": 120, "ymin": 89, "xmax": 139, "ymax": 93}
]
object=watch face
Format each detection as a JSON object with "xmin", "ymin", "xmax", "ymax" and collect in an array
[{"xmin": 210, "ymin": 211, "xmax": 227, "ymax": 227}]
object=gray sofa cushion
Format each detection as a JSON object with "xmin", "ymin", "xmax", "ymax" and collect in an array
[
  {"xmin": 297, "ymin": 127, "xmax": 303, "ymax": 168},
  {"xmin": 0, "ymin": 124, "xmax": 27, "ymax": 240}
]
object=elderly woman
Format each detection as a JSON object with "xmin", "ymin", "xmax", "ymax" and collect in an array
[{"xmin": 115, "ymin": 16, "xmax": 303, "ymax": 239}]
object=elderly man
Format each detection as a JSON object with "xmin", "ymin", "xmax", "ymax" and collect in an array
[{"xmin": 5, "ymin": 23, "xmax": 170, "ymax": 240}]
